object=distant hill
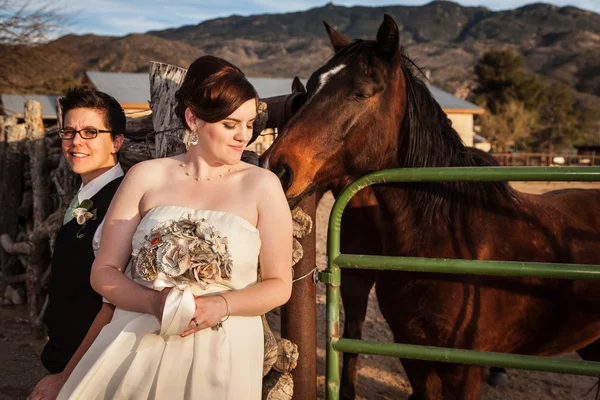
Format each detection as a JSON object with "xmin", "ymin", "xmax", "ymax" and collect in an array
[
  {"xmin": 1, "ymin": 1, "xmax": 599, "ymax": 109},
  {"xmin": 0, "ymin": 34, "xmax": 202, "ymax": 96}
]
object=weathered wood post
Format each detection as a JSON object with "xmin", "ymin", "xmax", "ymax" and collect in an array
[
  {"xmin": 0, "ymin": 117, "xmax": 6, "ymax": 179},
  {"xmin": 25, "ymin": 101, "xmax": 51, "ymax": 335},
  {"xmin": 149, "ymin": 61, "xmax": 187, "ymax": 158},
  {"xmin": 52, "ymin": 97, "xmax": 79, "ymax": 206},
  {"xmin": 282, "ymin": 194, "xmax": 317, "ymax": 400},
  {"xmin": 0, "ymin": 120, "xmax": 26, "ymax": 295},
  {"xmin": 25, "ymin": 101, "xmax": 50, "ymax": 231}
]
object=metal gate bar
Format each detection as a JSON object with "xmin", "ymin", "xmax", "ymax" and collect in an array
[{"xmin": 321, "ymin": 166, "xmax": 600, "ymax": 400}]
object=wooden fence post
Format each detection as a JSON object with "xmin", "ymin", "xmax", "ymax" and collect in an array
[
  {"xmin": 25, "ymin": 101, "xmax": 50, "ymax": 230},
  {"xmin": 0, "ymin": 117, "xmax": 6, "ymax": 180},
  {"xmin": 0, "ymin": 121, "xmax": 26, "ymax": 299},
  {"xmin": 282, "ymin": 194, "xmax": 318, "ymax": 400},
  {"xmin": 25, "ymin": 101, "xmax": 51, "ymax": 334},
  {"xmin": 149, "ymin": 62, "xmax": 187, "ymax": 158},
  {"xmin": 51, "ymin": 97, "xmax": 79, "ymax": 207}
]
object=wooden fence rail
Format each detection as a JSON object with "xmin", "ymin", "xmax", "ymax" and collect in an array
[{"xmin": 493, "ymin": 152, "xmax": 600, "ymax": 167}]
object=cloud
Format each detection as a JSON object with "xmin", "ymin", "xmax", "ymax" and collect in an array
[{"xmin": 102, "ymin": 16, "xmax": 172, "ymax": 34}]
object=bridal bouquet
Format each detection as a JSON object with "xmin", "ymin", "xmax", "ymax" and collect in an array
[{"xmin": 133, "ymin": 214, "xmax": 233, "ymax": 287}]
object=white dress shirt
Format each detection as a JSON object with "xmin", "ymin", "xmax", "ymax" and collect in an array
[{"xmin": 74, "ymin": 163, "xmax": 124, "ymax": 256}]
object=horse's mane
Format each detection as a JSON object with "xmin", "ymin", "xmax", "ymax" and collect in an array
[
  {"xmin": 398, "ymin": 53, "xmax": 518, "ymax": 222},
  {"xmin": 329, "ymin": 40, "xmax": 517, "ymax": 223}
]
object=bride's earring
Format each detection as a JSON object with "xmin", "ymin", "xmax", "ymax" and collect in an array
[{"xmin": 189, "ymin": 132, "xmax": 199, "ymax": 146}]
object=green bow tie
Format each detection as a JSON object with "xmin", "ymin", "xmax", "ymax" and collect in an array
[{"xmin": 63, "ymin": 195, "xmax": 80, "ymax": 225}]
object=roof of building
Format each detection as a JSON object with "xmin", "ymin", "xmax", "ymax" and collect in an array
[
  {"xmin": 86, "ymin": 71, "xmax": 484, "ymax": 113},
  {"xmin": 428, "ymin": 86, "xmax": 484, "ymax": 114},
  {"xmin": 86, "ymin": 72, "xmax": 307, "ymax": 105},
  {"xmin": 473, "ymin": 134, "xmax": 490, "ymax": 144},
  {"xmin": 2, "ymin": 72, "xmax": 483, "ymax": 119},
  {"xmin": 247, "ymin": 77, "xmax": 307, "ymax": 98},
  {"xmin": 86, "ymin": 71, "xmax": 150, "ymax": 107},
  {"xmin": 1, "ymin": 94, "xmax": 58, "ymax": 119}
]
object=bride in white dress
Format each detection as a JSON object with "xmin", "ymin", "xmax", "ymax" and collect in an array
[{"xmin": 57, "ymin": 56, "xmax": 293, "ymax": 400}]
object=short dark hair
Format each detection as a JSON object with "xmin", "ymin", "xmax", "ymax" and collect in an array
[
  {"xmin": 60, "ymin": 87, "xmax": 126, "ymax": 138},
  {"xmin": 175, "ymin": 56, "xmax": 258, "ymax": 130}
]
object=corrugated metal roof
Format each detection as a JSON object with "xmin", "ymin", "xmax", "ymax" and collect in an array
[
  {"xmin": 86, "ymin": 72, "xmax": 309, "ymax": 103},
  {"xmin": 86, "ymin": 71, "xmax": 482, "ymax": 113},
  {"xmin": 248, "ymin": 77, "xmax": 308, "ymax": 98},
  {"xmin": 1, "ymin": 94, "xmax": 58, "ymax": 119},
  {"xmin": 428, "ymin": 85, "xmax": 482, "ymax": 111},
  {"xmin": 86, "ymin": 71, "xmax": 150, "ymax": 105}
]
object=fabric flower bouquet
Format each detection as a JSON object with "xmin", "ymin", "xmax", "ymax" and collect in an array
[{"xmin": 133, "ymin": 214, "xmax": 233, "ymax": 288}]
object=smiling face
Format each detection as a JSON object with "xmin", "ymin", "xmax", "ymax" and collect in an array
[
  {"xmin": 186, "ymin": 98, "xmax": 257, "ymax": 165},
  {"xmin": 62, "ymin": 108, "xmax": 123, "ymax": 185}
]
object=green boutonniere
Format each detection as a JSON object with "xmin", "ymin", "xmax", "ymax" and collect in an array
[{"xmin": 72, "ymin": 199, "xmax": 98, "ymax": 239}]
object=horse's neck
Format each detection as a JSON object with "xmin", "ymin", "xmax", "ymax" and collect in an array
[
  {"xmin": 371, "ymin": 182, "xmax": 497, "ymax": 257},
  {"xmin": 369, "ymin": 185, "xmax": 436, "ymax": 255}
]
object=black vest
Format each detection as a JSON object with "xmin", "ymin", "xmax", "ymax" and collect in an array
[{"xmin": 41, "ymin": 176, "xmax": 123, "ymax": 373}]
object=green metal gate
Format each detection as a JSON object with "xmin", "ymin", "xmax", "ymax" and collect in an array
[{"xmin": 319, "ymin": 166, "xmax": 600, "ymax": 399}]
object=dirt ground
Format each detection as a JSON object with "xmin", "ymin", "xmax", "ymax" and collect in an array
[{"xmin": 2, "ymin": 181, "xmax": 600, "ymax": 399}]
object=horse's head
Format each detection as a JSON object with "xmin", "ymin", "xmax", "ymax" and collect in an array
[{"xmin": 262, "ymin": 15, "xmax": 408, "ymax": 206}]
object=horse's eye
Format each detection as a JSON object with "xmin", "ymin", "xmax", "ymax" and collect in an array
[{"xmin": 353, "ymin": 91, "xmax": 372, "ymax": 100}]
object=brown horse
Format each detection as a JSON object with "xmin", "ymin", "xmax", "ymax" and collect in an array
[
  {"xmin": 262, "ymin": 74, "xmax": 510, "ymax": 399},
  {"xmin": 262, "ymin": 14, "xmax": 600, "ymax": 400},
  {"xmin": 262, "ymin": 74, "xmax": 509, "ymax": 400}
]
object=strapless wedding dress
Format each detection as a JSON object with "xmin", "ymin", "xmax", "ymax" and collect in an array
[{"xmin": 58, "ymin": 206, "xmax": 263, "ymax": 400}]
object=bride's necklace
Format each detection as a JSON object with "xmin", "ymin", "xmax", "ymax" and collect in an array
[{"xmin": 179, "ymin": 162, "xmax": 234, "ymax": 182}]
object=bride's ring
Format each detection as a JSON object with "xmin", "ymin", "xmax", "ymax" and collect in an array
[{"xmin": 192, "ymin": 318, "xmax": 199, "ymax": 328}]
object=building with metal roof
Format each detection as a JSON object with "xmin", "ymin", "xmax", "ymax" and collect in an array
[
  {"xmin": 428, "ymin": 86, "xmax": 483, "ymax": 115},
  {"xmin": 1, "ymin": 72, "xmax": 484, "ymax": 146},
  {"xmin": 1, "ymin": 94, "xmax": 58, "ymax": 120},
  {"xmin": 428, "ymin": 85, "xmax": 484, "ymax": 147},
  {"xmin": 85, "ymin": 71, "xmax": 152, "ymax": 116},
  {"xmin": 84, "ymin": 72, "xmax": 482, "ymax": 112}
]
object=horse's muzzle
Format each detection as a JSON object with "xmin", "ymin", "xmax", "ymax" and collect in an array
[{"xmin": 273, "ymin": 162, "xmax": 294, "ymax": 193}]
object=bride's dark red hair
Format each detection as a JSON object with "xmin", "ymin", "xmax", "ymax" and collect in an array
[{"xmin": 175, "ymin": 56, "xmax": 258, "ymax": 130}]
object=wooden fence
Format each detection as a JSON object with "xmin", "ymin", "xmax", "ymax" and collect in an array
[{"xmin": 493, "ymin": 152, "xmax": 600, "ymax": 167}]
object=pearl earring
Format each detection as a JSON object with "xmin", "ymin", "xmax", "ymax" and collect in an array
[{"xmin": 189, "ymin": 132, "xmax": 199, "ymax": 146}]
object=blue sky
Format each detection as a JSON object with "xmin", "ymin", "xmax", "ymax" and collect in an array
[{"xmin": 51, "ymin": 0, "xmax": 600, "ymax": 37}]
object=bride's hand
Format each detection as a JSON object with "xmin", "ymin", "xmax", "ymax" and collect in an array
[{"xmin": 180, "ymin": 295, "xmax": 228, "ymax": 337}]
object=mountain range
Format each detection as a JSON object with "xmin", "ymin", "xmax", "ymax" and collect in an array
[{"xmin": 1, "ymin": 1, "xmax": 599, "ymax": 109}]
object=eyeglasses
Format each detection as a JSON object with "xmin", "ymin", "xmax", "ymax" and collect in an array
[{"xmin": 58, "ymin": 127, "xmax": 112, "ymax": 140}]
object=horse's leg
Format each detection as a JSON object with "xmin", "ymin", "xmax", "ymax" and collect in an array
[
  {"xmin": 340, "ymin": 269, "xmax": 376, "ymax": 400},
  {"xmin": 401, "ymin": 359, "xmax": 442, "ymax": 400},
  {"xmin": 437, "ymin": 364, "xmax": 484, "ymax": 400},
  {"xmin": 402, "ymin": 362, "xmax": 483, "ymax": 400}
]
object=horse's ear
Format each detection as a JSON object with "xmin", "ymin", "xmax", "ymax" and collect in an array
[
  {"xmin": 291, "ymin": 77, "xmax": 306, "ymax": 94},
  {"xmin": 376, "ymin": 14, "xmax": 400, "ymax": 58},
  {"xmin": 323, "ymin": 21, "xmax": 351, "ymax": 52}
]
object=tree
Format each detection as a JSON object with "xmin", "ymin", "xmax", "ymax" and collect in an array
[
  {"xmin": 0, "ymin": 0, "xmax": 68, "ymax": 45},
  {"xmin": 530, "ymin": 82, "xmax": 578, "ymax": 152},
  {"xmin": 473, "ymin": 49, "xmax": 592, "ymax": 152},
  {"xmin": 479, "ymin": 100, "xmax": 538, "ymax": 151},
  {"xmin": 473, "ymin": 49, "xmax": 543, "ymax": 113},
  {"xmin": 574, "ymin": 102, "xmax": 600, "ymax": 146}
]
